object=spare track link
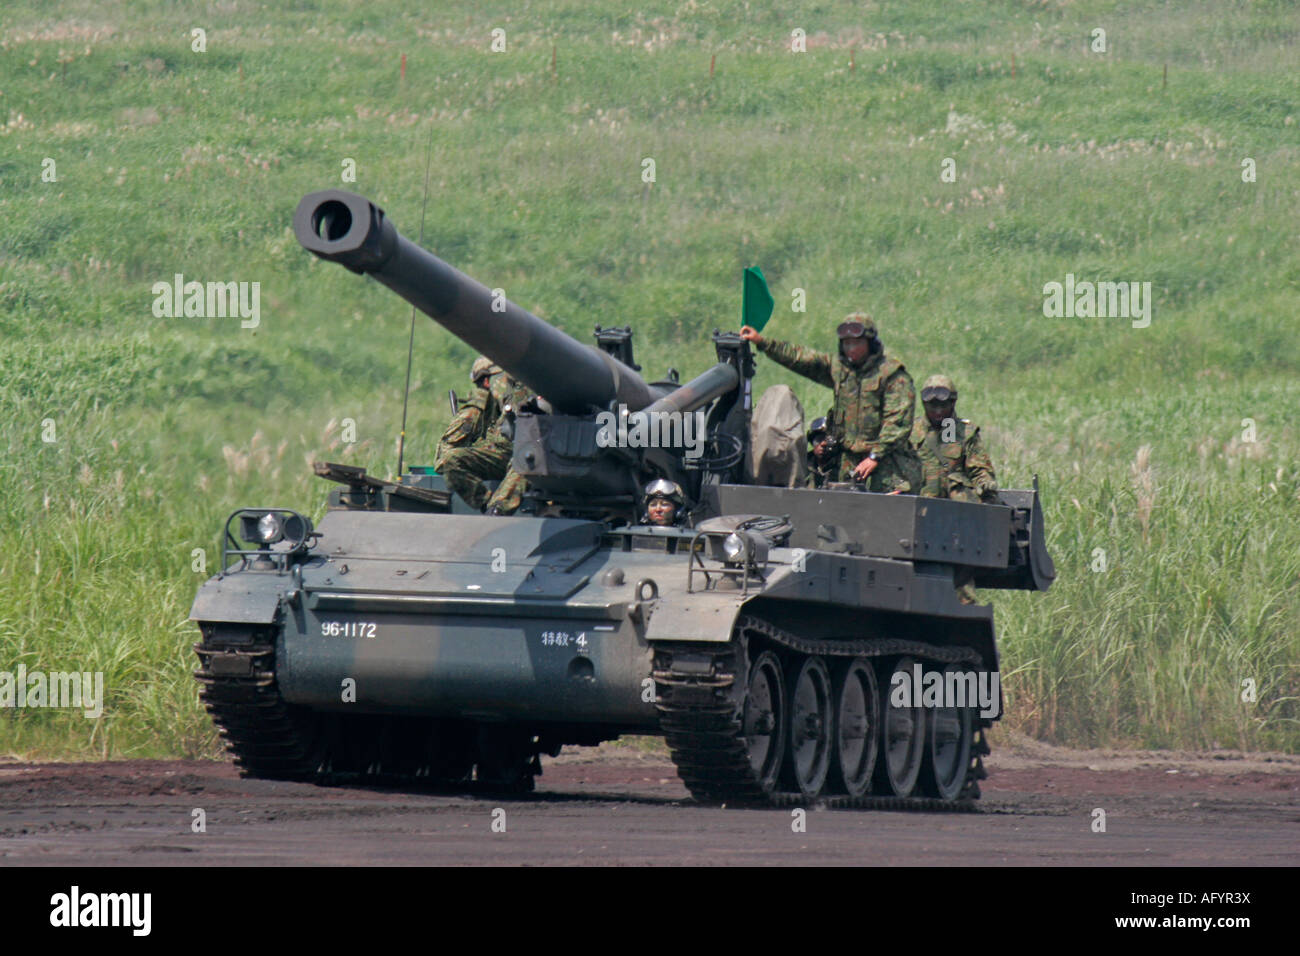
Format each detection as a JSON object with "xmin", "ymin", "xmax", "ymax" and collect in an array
[
  {"xmin": 194, "ymin": 628, "xmax": 323, "ymax": 780},
  {"xmin": 654, "ymin": 614, "xmax": 989, "ymax": 809}
]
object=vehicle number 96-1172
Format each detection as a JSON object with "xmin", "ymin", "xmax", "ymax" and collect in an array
[{"xmin": 320, "ymin": 620, "xmax": 377, "ymax": 639}]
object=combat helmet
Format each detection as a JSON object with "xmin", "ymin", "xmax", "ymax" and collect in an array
[
  {"xmin": 835, "ymin": 312, "xmax": 877, "ymax": 340},
  {"xmin": 644, "ymin": 478, "xmax": 685, "ymax": 506},
  {"xmin": 471, "ymin": 355, "xmax": 501, "ymax": 385},
  {"xmin": 920, "ymin": 374, "xmax": 958, "ymax": 404}
]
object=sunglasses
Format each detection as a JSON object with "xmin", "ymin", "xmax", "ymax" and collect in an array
[{"xmin": 921, "ymin": 388, "xmax": 955, "ymax": 403}]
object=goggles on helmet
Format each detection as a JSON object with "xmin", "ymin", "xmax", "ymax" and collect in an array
[
  {"xmin": 836, "ymin": 320, "xmax": 875, "ymax": 340},
  {"xmin": 644, "ymin": 478, "xmax": 683, "ymax": 503}
]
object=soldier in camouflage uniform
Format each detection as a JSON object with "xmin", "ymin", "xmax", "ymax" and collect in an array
[
  {"xmin": 483, "ymin": 371, "xmax": 535, "ymax": 515},
  {"xmin": 434, "ymin": 357, "xmax": 513, "ymax": 511},
  {"xmin": 804, "ymin": 416, "xmax": 839, "ymax": 490},
  {"xmin": 909, "ymin": 375, "xmax": 998, "ymax": 504},
  {"xmin": 741, "ymin": 314, "xmax": 921, "ymax": 493},
  {"xmin": 910, "ymin": 374, "xmax": 997, "ymax": 604}
]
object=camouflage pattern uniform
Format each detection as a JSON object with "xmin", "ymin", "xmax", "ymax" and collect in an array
[
  {"xmin": 434, "ymin": 365, "xmax": 513, "ymax": 511},
  {"xmin": 485, "ymin": 467, "xmax": 527, "ymax": 515},
  {"xmin": 910, "ymin": 416, "xmax": 998, "ymax": 504},
  {"xmin": 434, "ymin": 382, "xmax": 491, "ymax": 461},
  {"xmin": 909, "ymin": 374, "xmax": 997, "ymax": 605},
  {"xmin": 756, "ymin": 336, "xmax": 921, "ymax": 493},
  {"xmin": 483, "ymin": 373, "xmax": 534, "ymax": 515}
]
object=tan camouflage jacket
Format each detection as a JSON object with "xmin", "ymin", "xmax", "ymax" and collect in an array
[
  {"xmin": 488, "ymin": 373, "xmax": 532, "ymax": 427},
  {"xmin": 757, "ymin": 338, "xmax": 916, "ymax": 459},
  {"xmin": 909, "ymin": 416, "xmax": 998, "ymax": 502},
  {"xmin": 463, "ymin": 371, "xmax": 531, "ymax": 452},
  {"xmin": 435, "ymin": 385, "xmax": 493, "ymax": 456}
]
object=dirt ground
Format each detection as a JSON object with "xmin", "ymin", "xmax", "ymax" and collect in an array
[{"xmin": 1, "ymin": 735, "xmax": 1296, "ymax": 866}]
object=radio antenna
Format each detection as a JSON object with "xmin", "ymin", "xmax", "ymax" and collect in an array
[{"xmin": 396, "ymin": 118, "xmax": 436, "ymax": 479}]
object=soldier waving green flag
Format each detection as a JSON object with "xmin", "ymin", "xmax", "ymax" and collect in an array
[{"xmin": 741, "ymin": 311, "xmax": 922, "ymax": 494}]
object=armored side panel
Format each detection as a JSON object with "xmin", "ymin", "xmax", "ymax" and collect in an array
[
  {"xmin": 704, "ymin": 483, "xmax": 1053, "ymax": 589},
  {"xmin": 262, "ymin": 511, "xmax": 657, "ymax": 728}
]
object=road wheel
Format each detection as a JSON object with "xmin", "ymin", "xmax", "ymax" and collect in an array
[
  {"xmin": 742, "ymin": 651, "xmax": 787, "ymax": 794},
  {"xmin": 829, "ymin": 657, "xmax": 879, "ymax": 797},
  {"xmin": 920, "ymin": 665, "xmax": 974, "ymax": 800},
  {"xmin": 874, "ymin": 657, "xmax": 926, "ymax": 797},
  {"xmin": 782, "ymin": 656, "xmax": 832, "ymax": 798}
]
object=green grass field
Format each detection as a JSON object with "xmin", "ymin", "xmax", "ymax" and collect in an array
[{"xmin": 2, "ymin": 0, "xmax": 1297, "ymax": 758}]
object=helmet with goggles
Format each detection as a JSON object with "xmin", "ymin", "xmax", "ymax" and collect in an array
[
  {"xmin": 644, "ymin": 478, "xmax": 685, "ymax": 506},
  {"xmin": 835, "ymin": 312, "xmax": 877, "ymax": 340},
  {"xmin": 920, "ymin": 374, "xmax": 958, "ymax": 404}
]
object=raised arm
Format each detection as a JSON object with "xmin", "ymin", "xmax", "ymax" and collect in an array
[{"xmin": 741, "ymin": 327, "xmax": 834, "ymax": 388}]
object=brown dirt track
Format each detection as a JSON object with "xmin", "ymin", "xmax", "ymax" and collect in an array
[{"xmin": 1, "ymin": 737, "xmax": 1296, "ymax": 866}]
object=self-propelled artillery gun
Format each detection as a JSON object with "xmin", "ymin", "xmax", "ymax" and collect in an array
[{"xmin": 190, "ymin": 189, "xmax": 1054, "ymax": 803}]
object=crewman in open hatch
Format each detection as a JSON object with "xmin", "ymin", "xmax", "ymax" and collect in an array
[{"xmin": 641, "ymin": 478, "xmax": 687, "ymax": 527}]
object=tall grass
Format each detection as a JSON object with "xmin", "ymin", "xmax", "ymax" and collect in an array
[{"xmin": 1, "ymin": 0, "xmax": 1296, "ymax": 757}]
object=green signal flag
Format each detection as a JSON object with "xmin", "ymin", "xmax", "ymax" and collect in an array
[{"xmin": 742, "ymin": 266, "xmax": 775, "ymax": 332}]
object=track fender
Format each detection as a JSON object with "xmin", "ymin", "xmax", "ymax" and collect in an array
[
  {"xmin": 644, "ymin": 590, "xmax": 747, "ymax": 643},
  {"xmin": 190, "ymin": 573, "xmax": 286, "ymax": 625}
]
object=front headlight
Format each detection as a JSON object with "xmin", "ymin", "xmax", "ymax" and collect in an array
[
  {"xmin": 722, "ymin": 532, "xmax": 747, "ymax": 562},
  {"xmin": 231, "ymin": 509, "xmax": 314, "ymax": 562},
  {"xmin": 256, "ymin": 512, "xmax": 283, "ymax": 543},
  {"xmin": 243, "ymin": 509, "xmax": 288, "ymax": 546}
]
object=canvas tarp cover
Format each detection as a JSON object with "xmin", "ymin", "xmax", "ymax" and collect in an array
[{"xmin": 748, "ymin": 384, "xmax": 807, "ymax": 487}]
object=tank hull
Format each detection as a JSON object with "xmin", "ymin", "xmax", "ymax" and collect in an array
[{"xmin": 192, "ymin": 485, "xmax": 1053, "ymax": 801}]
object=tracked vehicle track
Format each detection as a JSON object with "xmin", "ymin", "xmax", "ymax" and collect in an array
[
  {"xmin": 196, "ymin": 627, "xmax": 549, "ymax": 790},
  {"xmin": 198, "ymin": 619, "xmax": 990, "ymax": 810},
  {"xmin": 194, "ymin": 630, "xmax": 327, "ymax": 780},
  {"xmin": 653, "ymin": 615, "xmax": 990, "ymax": 808}
]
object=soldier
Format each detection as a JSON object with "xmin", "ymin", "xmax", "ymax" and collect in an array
[
  {"xmin": 740, "ymin": 314, "xmax": 921, "ymax": 493},
  {"xmin": 483, "ymin": 372, "xmax": 536, "ymax": 515},
  {"xmin": 641, "ymin": 479, "xmax": 686, "ymax": 527},
  {"xmin": 434, "ymin": 357, "xmax": 513, "ymax": 511},
  {"xmin": 805, "ymin": 416, "xmax": 839, "ymax": 489},
  {"xmin": 435, "ymin": 357, "xmax": 497, "ymax": 459},
  {"xmin": 910, "ymin": 375, "xmax": 998, "ymax": 504},
  {"xmin": 910, "ymin": 374, "xmax": 997, "ymax": 605}
]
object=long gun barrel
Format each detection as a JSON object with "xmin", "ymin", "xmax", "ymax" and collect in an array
[
  {"xmin": 642, "ymin": 363, "xmax": 739, "ymax": 417},
  {"xmin": 293, "ymin": 190, "xmax": 662, "ymax": 415}
]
